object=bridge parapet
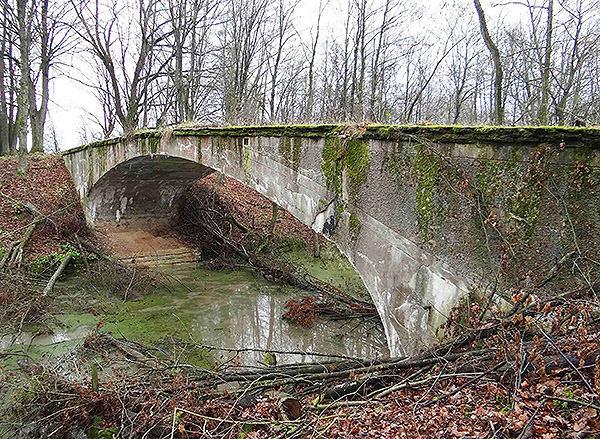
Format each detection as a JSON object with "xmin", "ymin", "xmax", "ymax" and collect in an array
[{"xmin": 63, "ymin": 125, "xmax": 600, "ymax": 356}]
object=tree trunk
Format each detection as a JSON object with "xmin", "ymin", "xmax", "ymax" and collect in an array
[
  {"xmin": 15, "ymin": 0, "xmax": 31, "ymax": 171},
  {"xmin": 0, "ymin": 6, "xmax": 10, "ymax": 156},
  {"xmin": 305, "ymin": 0, "xmax": 324, "ymax": 121},
  {"xmin": 269, "ymin": 202, "xmax": 279, "ymax": 234},
  {"xmin": 473, "ymin": 0, "xmax": 504, "ymax": 125},
  {"xmin": 30, "ymin": 0, "xmax": 49, "ymax": 152},
  {"xmin": 537, "ymin": 0, "xmax": 553, "ymax": 125},
  {"xmin": 369, "ymin": 0, "xmax": 390, "ymax": 121}
]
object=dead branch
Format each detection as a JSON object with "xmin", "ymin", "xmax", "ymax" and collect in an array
[
  {"xmin": 0, "ymin": 194, "xmax": 45, "ymax": 270},
  {"xmin": 42, "ymin": 253, "xmax": 72, "ymax": 296}
]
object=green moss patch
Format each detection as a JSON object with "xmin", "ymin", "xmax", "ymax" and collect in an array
[
  {"xmin": 414, "ymin": 144, "xmax": 441, "ymax": 242},
  {"xmin": 321, "ymin": 136, "xmax": 370, "ymax": 198},
  {"xmin": 278, "ymin": 137, "xmax": 303, "ymax": 171},
  {"xmin": 349, "ymin": 210, "xmax": 362, "ymax": 243},
  {"xmin": 322, "ymin": 136, "xmax": 343, "ymax": 194}
]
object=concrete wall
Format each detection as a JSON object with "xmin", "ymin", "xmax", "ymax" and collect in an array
[{"xmin": 63, "ymin": 125, "xmax": 600, "ymax": 356}]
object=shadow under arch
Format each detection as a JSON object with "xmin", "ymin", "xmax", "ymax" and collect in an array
[{"xmin": 86, "ymin": 154, "xmax": 214, "ymax": 225}]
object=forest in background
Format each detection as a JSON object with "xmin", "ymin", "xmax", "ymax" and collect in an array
[{"xmin": 0, "ymin": 0, "xmax": 599, "ymax": 155}]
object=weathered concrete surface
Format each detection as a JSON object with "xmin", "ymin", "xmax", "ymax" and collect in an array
[{"xmin": 63, "ymin": 125, "xmax": 600, "ymax": 356}]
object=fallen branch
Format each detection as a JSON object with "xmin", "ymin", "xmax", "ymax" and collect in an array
[
  {"xmin": 536, "ymin": 323, "xmax": 596, "ymax": 395},
  {"xmin": 43, "ymin": 254, "xmax": 72, "ymax": 296},
  {"xmin": 420, "ymin": 361, "xmax": 506, "ymax": 408},
  {"xmin": 0, "ymin": 194, "xmax": 45, "ymax": 269},
  {"xmin": 76, "ymin": 236, "xmax": 131, "ymax": 272},
  {"xmin": 3, "ymin": 220, "xmax": 40, "ymax": 269}
]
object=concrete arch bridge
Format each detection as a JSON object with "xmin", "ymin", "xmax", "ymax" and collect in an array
[{"xmin": 63, "ymin": 125, "xmax": 600, "ymax": 356}]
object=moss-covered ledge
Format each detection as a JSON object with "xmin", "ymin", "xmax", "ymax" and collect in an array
[
  {"xmin": 63, "ymin": 124, "xmax": 600, "ymax": 156},
  {"xmin": 363, "ymin": 124, "xmax": 600, "ymax": 147},
  {"xmin": 172, "ymin": 124, "xmax": 341, "ymax": 139},
  {"xmin": 62, "ymin": 131, "xmax": 162, "ymax": 155}
]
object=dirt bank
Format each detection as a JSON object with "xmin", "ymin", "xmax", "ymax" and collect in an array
[{"xmin": 0, "ymin": 154, "xmax": 86, "ymax": 260}]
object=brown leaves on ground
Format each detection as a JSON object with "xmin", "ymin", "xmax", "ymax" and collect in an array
[
  {"xmin": 9, "ymin": 346, "xmax": 599, "ymax": 438},
  {"xmin": 9, "ymin": 288, "xmax": 600, "ymax": 439},
  {"xmin": 0, "ymin": 274, "xmax": 48, "ymax": 327},
  {"xmin": 0, "ymin": 154, "xmax": 86, "ymax": 260},
  {"xmin": 182, "ymin": 173, "xmax": 322, "ymax": 251}
]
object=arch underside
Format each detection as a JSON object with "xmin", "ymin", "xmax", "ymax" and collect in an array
[{"xmin": 86, "ymin": 155, "xmax": 214, "ymax": 225}]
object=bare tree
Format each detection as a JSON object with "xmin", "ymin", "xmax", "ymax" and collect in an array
[
  {"xmin": 0, "ymin": 0, "xmax": 16, "ymax": 155},
  {"xmin": 15, "ymin": 0, "xmax": 33, "ymax": 172},
  {"xmin": 473, "ymin": 0, "xmax": 504, "ymax": 125},
  {"xmin": 538, "ymin": 0, "xmax": 554, "ymax": 124},
  {"xmin": 29, "ymin": 0, "xmax": 72, "ymax": 152},
  {"xmin": 221, "ymin": 0, "xmax": 271, "ymax": 123},
  {"xmin": 1, "ymin": 0, "xmax": 598, "ymax": 145},
  {"xmin": 266, "ymin": 0, "xmax": 296, "ymax": 122},
  {"xmin": 163, "ymin": 0, "xmax": 222, "ymax": 124},
  {"xmin": 71, "ymin": 0, "xmax": 167, "ymax": 135},
  {"xmin": 304, "ymin": 0, "xmax": 328, "ymax": 121}
]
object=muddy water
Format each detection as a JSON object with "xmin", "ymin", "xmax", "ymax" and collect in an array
[
  {"xmin": 1, "ymin": 259, "xmax": 388, "ymax": 368},
  {"xmin": 155, "ymin": 263, "xmax": 388, "ymax": 365}
]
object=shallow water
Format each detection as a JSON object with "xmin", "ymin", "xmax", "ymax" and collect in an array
[
  {"xmin": 1, "ymin": 260, "xmax": 388, "ymax": 367},
  {"xmin": 0, "ymin": 325, "xmax": 90, "ymax": 350},
  {"xmin": 158, "ymin": 263, "xmax": 389, "ymax": 365}
]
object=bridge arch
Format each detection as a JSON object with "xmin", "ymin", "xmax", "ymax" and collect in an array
[
  {"xmin": 63, "ymin": 125, "xmax": 600, "ymax": 357},
  {"xmin": 85, "ymin": 154, "xmax": 214, "ymax": 225}
]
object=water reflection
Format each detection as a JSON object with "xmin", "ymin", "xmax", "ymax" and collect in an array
[
  {"xmin": 162, "ymin": 265, "xmax": 389, "ymax": 366},
  {"xmin": 0, "ymin": 325, "xmax": 90, "ymax": 349}
]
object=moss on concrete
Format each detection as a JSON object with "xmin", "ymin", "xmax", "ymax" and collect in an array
[
  {"xmin": 278, "ymin": 137, "xmax": 303, "ymax": 171},
  {"xmin": 97, "ymin": 145, "xmax": 107, "ymax": 176},
  {"xmin": 414, "ymin": 144, "xmax": 441, "ymax": 242},
  {"xmin": 322, "ymin": 136, "xmax": 343, "ymax": 194},
  {"xmin": 477, "ymin": 147, "xmax": 522, "ymax": 199},
  {"xmin": 88, "ymin": 148, "xmax": 94, "ymax": 186},
  {"xmin": 173, "ymin": 124, "xmax": 341, "ymax": 140},
  {"xmin": 149, "ymin": 136, "xmax": 160, "ymax": 154},
  {"xmin": 383, "ymin": 142, "xmax": 412, "ymax": 180},
  {"xmin": 292, "ymin": 138, "xmax": 302, "ymax": 170},
  {"xmin": 345, "ymin": 139, "xmax": 369, "ymax": 203},
  {"xmin": 363, "ymin": 124, "xmax": 600, "ymax": 146},
  {"xmin": 476, "ymin": 146, "xmax": 545, "ymax": 241},
  {"xmin": 63, "ymin": 124, "xmax": 600, "ymax": 157},
  {"xmin": 349, "ymin": 210, "xmax": 362, "ymax": 243},
  {"xmin": 279, "ymin": 137, "xmax": 291, "ymax": 166},
  {"xmin": 214, "ymin": 136, "xmax": 226, "ymax": 153},
  {"xmin": 244, "ymin": 141, "xmax": 251, "ymax": 180},
  {"xmin": 320, "ymin": 136, "xmax": 370, "ymax": 202}
]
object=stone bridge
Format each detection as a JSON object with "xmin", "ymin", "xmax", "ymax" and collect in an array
[{"xmin": 63, "ymin": 125, "xmax": 600, "ymax": 356}]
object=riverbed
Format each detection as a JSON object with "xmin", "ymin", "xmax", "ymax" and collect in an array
[{"xmin": 1, "ymin": 249, "xmax": 389, "ymax": 370}]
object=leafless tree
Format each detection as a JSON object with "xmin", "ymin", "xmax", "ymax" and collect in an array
[
  {"xmin": 70, "ymin": 0, "xmax": 168, "ymax": 136},
  {"xmin": 473, "ymin": 0, "xmax": 504, "ymax": 125},
  {"xmin": 29, "ymin": 0, "xmax": 73, "ymax": 152},
  {"xmin": 15, "ymin": 0, "xmax": 33, "ymax": 172},
  {"xmin": 162, "ymin": 0, "xmax": 222, "ymax": 124},
  {"xmin": 4, "ymin": 0, "xmax": 600, "ymax": 150},
  {"xmin": 220, "ymin": 0, "xmax": 271, "ymax": 123},
  {"xmin": 0, "ymin": 0, "xmax": 17, "ymax": 155}
]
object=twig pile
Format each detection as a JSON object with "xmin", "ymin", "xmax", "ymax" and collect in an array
[
  {"xmin": 3, "ymin": 278, "xmax": 600, "ymax": 438},
  {"xmin": 175, "ymin": 177, "xmax": 377, "ymax": 323}
]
